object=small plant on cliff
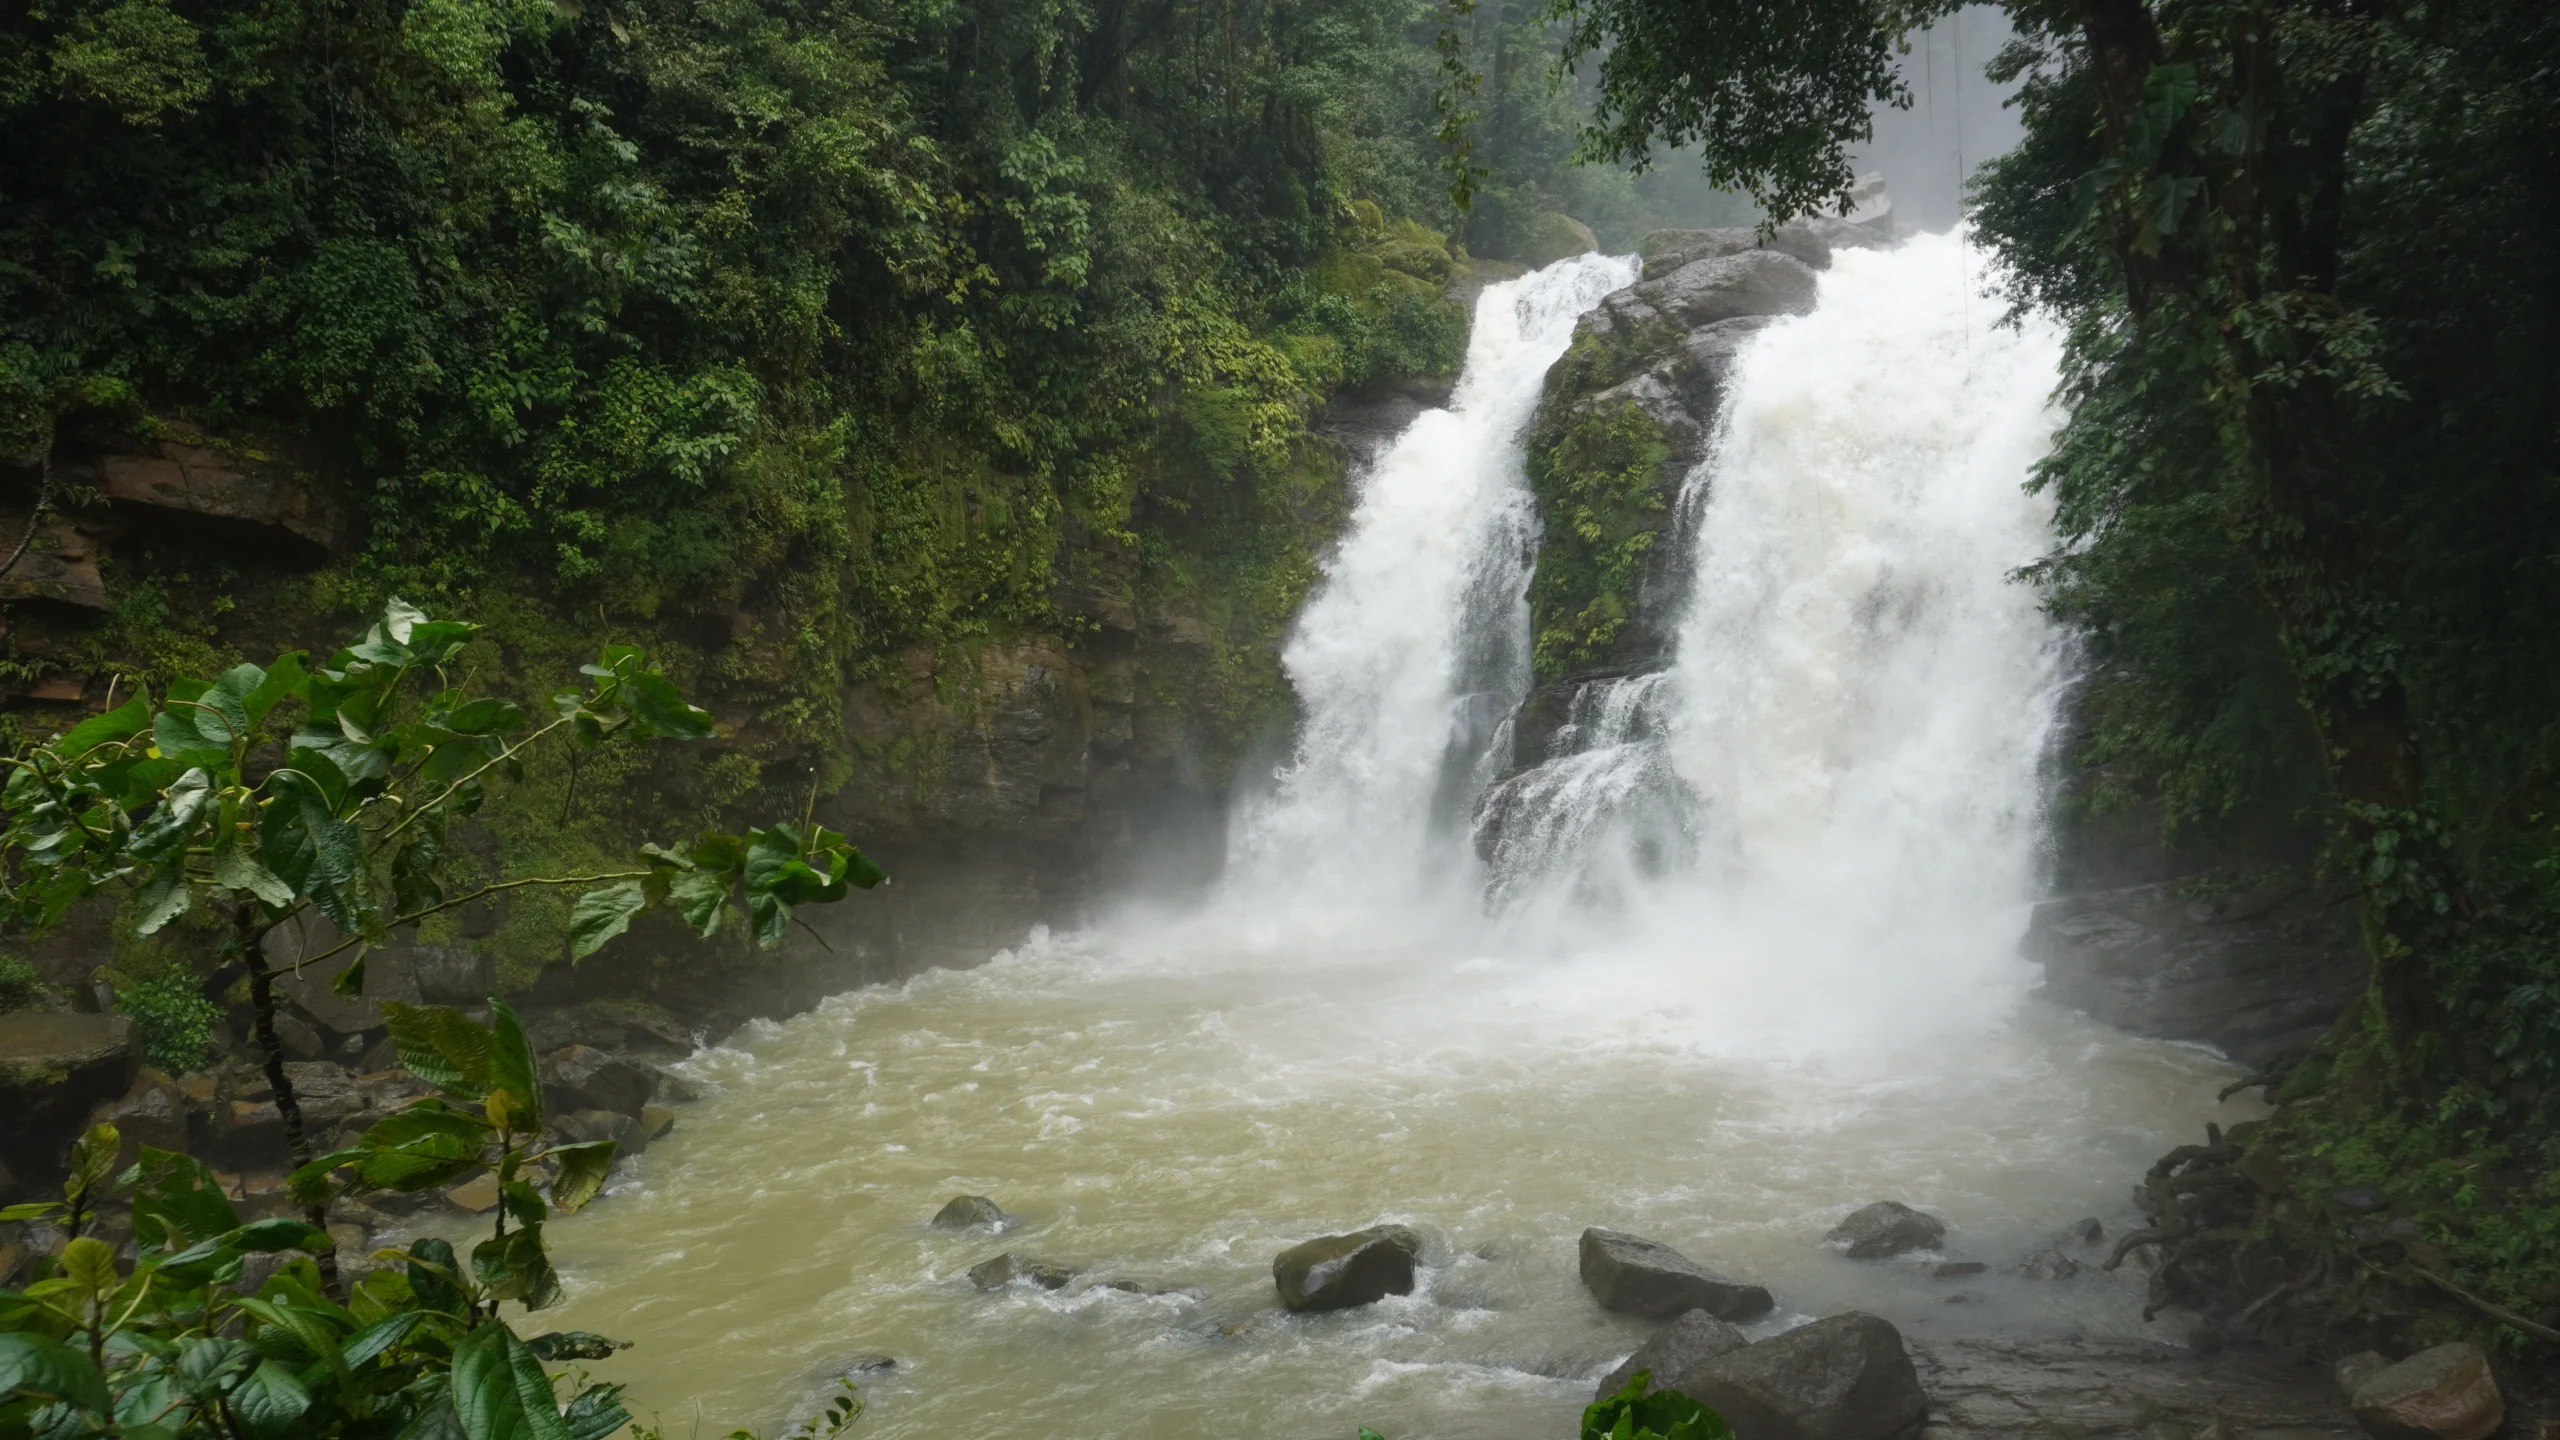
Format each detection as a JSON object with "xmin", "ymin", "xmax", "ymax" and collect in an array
[{"xmin": 0, "ymin": 598, "xmax": 886, "ymax": 1286}]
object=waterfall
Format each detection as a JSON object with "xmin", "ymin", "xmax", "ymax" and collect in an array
[
  {"xmin": 1489, "ymin": 229, "xmax": 2068, "ymax": 1051},
  {"xmin": 1223, "ymin": 253, "xmax": 1639, "ymax": 925}
]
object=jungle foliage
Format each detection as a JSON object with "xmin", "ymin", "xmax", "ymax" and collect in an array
[{"xmin": 1546, "ymin": 0, "xmax": 2560, "ymax": 1354}]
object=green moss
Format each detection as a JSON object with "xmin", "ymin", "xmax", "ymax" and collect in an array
[{"xmin": 1523, "ymin": 398, "xmax": 1677, "ymax": 680}]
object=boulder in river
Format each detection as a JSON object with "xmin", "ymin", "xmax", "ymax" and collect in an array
[
  {"xmin": 1272, "ymin": 1225, "xmax": 1424, "ymax": 1313},
  {"xmin": 933, "ymin": 1194, "xmax": 1006, "ymax": 1230},
  {"xmin": 1580, "ymin": 1228, "xmax": 1775, "ymax": 1321},
  {"xmin": 968, "ymin": 1252, "xmax": 1076, "ymax": 1291},
  {"xmin": 542, "ymin": 1044, "xmax": 659, "ymax": 1119},
  {"xmin": 1825, "ymin": 1202, "xmax": 1947, "ymax": 1260},
  {"xmin": 2348, "ymin": 1343, "xmax": 2502, "ymax": 1440},
  {"xmin": 1674, "ymin": 1311, "xmax": 1926, "ymax": 1440},
  {"xmin": 1594, "ymin": 1309, "xmax": 1752, "ymax": 1401}
]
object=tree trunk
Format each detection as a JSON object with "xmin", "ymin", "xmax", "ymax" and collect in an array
[{"xmin": 237, "ymin": 904, "xmax": 343, "ymax": 1294}]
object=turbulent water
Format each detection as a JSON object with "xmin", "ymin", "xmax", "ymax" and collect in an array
[{"xmin": 515, "ymin": 237, "xmax": 2259, "ymax": 1439}]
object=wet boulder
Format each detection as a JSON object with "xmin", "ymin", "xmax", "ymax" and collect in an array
[
  {"xmin": 933, "ymin": 1195, "xmax": 1006, "ymax": 1230},
  {"xmin": 1674, "ymin": 1312, "xmax": 1926, "ymax": 1440},
  {"xmin": 1273, "ymin": 1225, "xmax": 1424, "ymax": 1313},
  {"xmin": 1595, "ymin": 1309, "xmax": 1752, "ymax": 1402},
  {"xmin": 86, "ymin": 1068, "xmax": 189, "ymax": 1165},
  {"xmin": 1648, "ymin": 250, "xmax": 1819, "ymax": 329},
  {"xmin": 1825, "ymin": 1203, "xmax": 1946, "ymax": 1260},
  {"xmin": 0, "ymin": 1012, "xmax": 139, "ymax": 1189},
  {"xmin": 2349, "ymin": 1343, "xmax": 2503, "ymax": 1440},
  {"xmin": 1580, "ymin": 1228, "xmax": 1774, "ymax": 1321},
  {"xmin": 968, "ymin": 1252, "xmax": 1077, "ymax": 1291},
  {"xmin": 542, "ymin": 1044, "xmax": 658, "ymax": 1119}
]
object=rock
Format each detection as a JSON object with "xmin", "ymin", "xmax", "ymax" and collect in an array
[
  {"xmin": 2334, "ymin": 1352, "xmax": 2393, "ymax": 1400},
  {"xmin": 1595, "ymin": 1309, "xmax": 1752, "ymax": 1401},
  {"xmin": 1515, "ymin": 212, "xmax": 1600, "ymax": 267},
  {"xmin": 1672, "ymin": 1312, "xmax": 1927, "ymax": 1440},
  {"xmin": 1579, "ymin": 1228, "xmax": 1774, "ymax": 1321},
  {"xmin": 1923, "ymin": 1261, "xmax": 1985, "ymax": 1279},
  {"xmin": 1647, "ymin": 250, "xmax": 1819, "ymax": 329},
  {"xmin": 2063, "ymin": 1217, "xmax": 2106, "ymax": 1245},
  {"xmin": 1273, "ymin": 1224, "xmax": 1424, "ymax": 1313},
  {"xmin": 636, "ymin": 1105, "xmax": 676, "ymax": 1143},
  {"xmin": 837, "ymin": 1354, "xmax": 897, "ymax": 1374},
  {"xmin": 2018, "ymin": 1247, "xmax": 2081, "ymax": 1281},
  {"xmin": 933, "ymin": 1195, "xmax": 1006, "ymax": 1230},
  {"xmin": 2348, "ymin": 1343, "xmax": 2502, "ymax": 1440},
  {"xmin": 2024, "ymin": 875, "xmax": 2364, "ymax": 1067},
  {"xmin": 95, "ymin": 429, "xmax": 352, "ymax": 553},
  {"xmin": 233, "ymin": 1250, "xmax": 292, "ymax": 1295},
  {"xmin": 553, "ymin": 1109, "xmax": 636, "ymax": 1149},
  {"xmin": 87, "ymin": 1067, "xmax": 189, "ymax": 1162},
  {"xmin": 968, "ymin": 1252, "xmax": 1076, "ymax": 1291},
  {"xmin": 273, "ymin": 1011, "xmax": 325, "ymax": 1061},
  {"xmin": 1826, "ymin": 1202, "xmax": 1947, "ymax": 1260},
  {"xmin": 0, "ymin": 1012, "xmax": 140, "ymax": 1189},
  {"xmin": 0, "ymin": 517, "xmax": 116, "ymax": 611},
  {"xmin": 542, "ymin": 1044, "xmax": 658, "ymax": 1118},
  {"xmin": 444, "ymin": 1173, "xmax": 501, "ymax": 1214}
]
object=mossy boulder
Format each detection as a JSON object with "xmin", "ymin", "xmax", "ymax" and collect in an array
[{"xmin": 1272, "ymin": 1224, "xmax": 1424, "ymax": 1312}]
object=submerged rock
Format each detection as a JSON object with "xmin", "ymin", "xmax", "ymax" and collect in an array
[
  {"xmin": 1676, "ymin": 1311, "xmax": 1927, "ymax": 1440},
  {"xmin": 1272, "ymin": 1225, "xmax": 1423, "ymax": 1313},
  {"xmin": 933, "ymin": 1194, "xmax": 1006, "ymax": 1230},
  {"xmin": 968, "ymin": 1252, "xmax": 1076, "ymax": 1291},
  {"xmin": 1579, "ymin": 1228, "xmax": 1774, "ymax": 1321},
  {"xmin": 1922, "ymin": 1261, "xmax": 1985, "ymax": 1279},
  {"xmin": 1594, "ymin": 1308, "xmax": 1752, "ymax": 1402},
  {"xmin": 1826, "ymin": 1202, "xmax": 1947, "ymax": 1260},
  {"xmin": 2348, "ymin": 1343, "xmax": 2502, "ymax": 1440}
]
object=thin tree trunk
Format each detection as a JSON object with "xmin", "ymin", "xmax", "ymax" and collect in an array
[{"xmin": 238, "ymin": 903, "xmax": 343, "ymax": 1294}]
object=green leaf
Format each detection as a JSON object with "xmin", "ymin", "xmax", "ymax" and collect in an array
[
  {"xmin": 451, "ymin": 1324, "xmax": 573, "ymax": 1440},
  {"xmin": 567, "ymin": 880, "xmax": 648, "ymax": 961},
  {"xmin": 152, "ymin": 708, "xmax": 225, "ymax": 766},
  {"xmin": 53, "ymin": 691, "xmax": 152, "ymax": 758},
  {"xmin": 562, "ymin": 1382, "xmax": 631, "ymax": 1440},
  {"xmin": 447, "ymin": 698, "xmax": 528, "ymax": 735},
  {"xmin": 624, "ymin": 671, "xmax": 715, "ymax": 740},
  {"xmin": 544, "ymin": 1140, "xmax": 616, "ymax": 1214},
  {"xmin": 230, "ymin": 1360, "xmax": 313, "ymax": 1439},
  {"xmin": 471, "ymin": 1226, "xmax": 562, "ymax": 1311},
  {"xmin": 393, "ymin": 826, "xmax": 446, "ymax": 915},
  {"xmin": 341, "ymin": 1311, "xmax": 427, "ymax": 1370},
  {"xmin": 383, "ymin": 1003, "xmax": 496, "ymax": 1100},
  {"xmin": 489, "ymin": 997, "xmax": 543, "ymax": 1129},
  {"xmin": 130, "ymin": 767, "xmax": 215, "ymax": 863},
  {"xmin": 125, "ymin": 1148, "xmax": 240, "ymax": 1251},
  {"xmin": 133, "ymin": 861, "xmax": 193, "ymax": 936},
  {"xmin": 331, "ymin": 952, "xmax": 369, "ymax": 998},
  {"xmin": 214, "ymin": 836, "xmax": 296, "ymax": 910},
  {"xmin": 0, "ymin": 1331, "xmax": 111, "ymax": 1414},
  {"xmin": 241, "ymin": 652, "xmax": 308, "ymax": 725},
  {"xmin": 405, "ymin": 1238, "xmax": 468, "ymax": 1317},
  {"xmin": 667, "ymin": 869, "xmax": 732, "ymax": 938}
]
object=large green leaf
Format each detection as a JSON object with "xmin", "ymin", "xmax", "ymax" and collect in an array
[
  {"xmin": 340, "ymin": 1311, "xmax": 427, "ymax": 1370},
  {"xmin": 214, "ymin": 836, "xmax": 296, "ymax": 910},
  {"xmin": 0, "ymin": 1332, "xmax": 111, "ymax": 1414},
  {"xmin": 382, "ymin": 1004, "xmax": 496, "ymax": 1101},
  {"xmin": 471, "ymin": 1227, "xmax": 562, "ymax": 1312},
  {"xmin": 561, "ymin": 1382, "xmax": 630, "ymax": 1440},
  {"xmin": 229, "ymin": 1360, "xmax": 313, "ymax": 1439},
  {"xmin": 129, "ymin": 767, "xmax": 214, "ymax": 863},
  {"xmin": 667, "ymin": 869, "xmax": 732, "ymax": 938},
  {"xmin": 124, "ymin": 1147, "xmax": 241, "ymax": 1251},
  {"xmin": 544, "ymin": 1141, "xmax": 616, "ymax": 1214},
  {"xmin": 1579, "ymin": 1374, "xmax": 1733, "ymax": 1440},
  {"xmin": 488, "ymin": 998, "xmax": 542, "ymax": 1129},
  {"xmin": 404, "ymin": 1239, "xmax": 468, "ymax": 1317},
  {"xmin": 53, "ymin": 692, "xmax": 152, "ymax": 759},
  {"xmin": 623, "ymin": 671, "xmax": 714, "ymax": 740},
  {"xmin": 134, "ymin": 860, "xmax": 194, "ymax": 936},
  {"xmin": 241, "ymin": 652, "xmax": 309, "ymax": 725},
  {"xmin": 567, "ymin": 881, "xmax": 647, "ymax": 961},
  {"xmin": 451, "ymin": 1325, "xmax": 573, "ymax": 1440}
]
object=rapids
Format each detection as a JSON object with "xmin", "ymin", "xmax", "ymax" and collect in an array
[{"xmin": 513, "ymin": 237, "xmax": 2257, "ymax": 1439}]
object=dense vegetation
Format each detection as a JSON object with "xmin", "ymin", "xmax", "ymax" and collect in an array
[{"xmin": 1547, "ymin": 0, "xmax": 2560, "ymax": 1356}]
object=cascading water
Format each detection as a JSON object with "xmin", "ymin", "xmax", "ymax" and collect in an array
[
  {"xmin": 1478, "ymin": 229, "xmax": 2071, "ymax": 1054},
  {"xmin": 512, "ymin": 236, "xmax": 2256, "ymax": 1440},
  {"xmin": 1224, "ymin": 253, "xmax": 1638, "ymax": 925}
]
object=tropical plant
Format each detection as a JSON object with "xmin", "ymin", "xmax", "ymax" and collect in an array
[
  {"xmin": 0, "ymin": 597, "xmax": 885, "ymax": 1283},
  {"xmin": 1580, "ymin": 1374, "xmax": 1731, "ymax": 1440}
]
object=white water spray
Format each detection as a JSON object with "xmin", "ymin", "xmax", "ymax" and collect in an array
[{"xmin": 1224, "ymin": 253, "xmax": 1638, "ymax": 925}]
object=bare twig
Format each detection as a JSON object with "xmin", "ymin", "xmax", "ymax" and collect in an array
[{"xmin": 0, "ymin": 447, "xmax": 60, "ymax": 588}]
